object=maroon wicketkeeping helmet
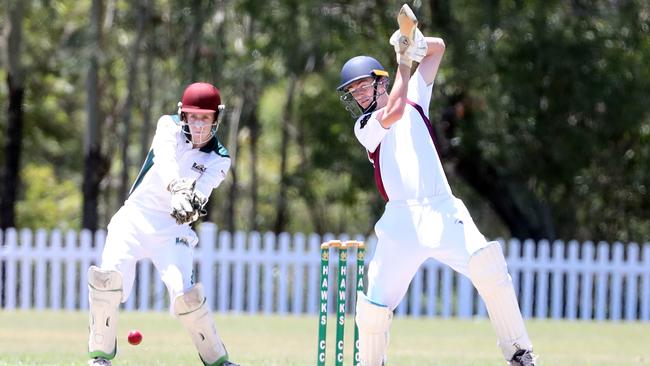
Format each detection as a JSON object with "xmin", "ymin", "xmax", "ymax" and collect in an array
[
  {"xmin": 179, "ymin": 82, "xmax": 222, "ymax": 114},
  {"xmin": 177, "ymin": 82, "xmax": 226, "ymax": 144}
]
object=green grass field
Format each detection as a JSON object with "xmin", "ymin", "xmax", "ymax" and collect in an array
[{"xmin": 0, "ymin": 310, "xmax": 649, "ymax": 365}]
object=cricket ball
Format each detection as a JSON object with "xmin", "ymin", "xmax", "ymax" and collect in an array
[{"xmin": 127, "ymin": 330, "xmax": 142, "ymax": 345}]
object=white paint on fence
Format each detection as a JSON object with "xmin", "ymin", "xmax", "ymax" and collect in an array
[{"xmin": 1, "ymin": 225, "xmax": 649, "ymax": 322}]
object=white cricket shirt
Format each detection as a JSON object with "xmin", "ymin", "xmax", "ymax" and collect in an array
[
  {"xmin": 121, "ymin": 115, "xmax": 231, "ymax": 232},
  {"xmin": 354, "ymin": 71, "xmax": 452, "ymax": 201}
]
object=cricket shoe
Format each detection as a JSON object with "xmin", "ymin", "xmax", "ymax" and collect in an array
[
  {"xmin": 205, "ymin": 361, "xmax": 239, "ymax": 366},
  {"xmin": 88, "ymin": 358, "xmax": 112, "ymax": 366},
  {"xmin": 509, "ymin": 349, "xmax": 538, "ymax": 366}
]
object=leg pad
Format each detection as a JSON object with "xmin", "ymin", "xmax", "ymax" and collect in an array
[
  {"xmin": 88, "ymin": 266, "xmax": 123, "ymax": 360},
  {"xmin": 174, "ymin": 284, "xmax": 229, "ymax": 366},
  {"xmin": 468, "ymin": 242, "xmax": 533, "ymax": 360},
  {"xmin": 355, "ymin": 292, "xmax": 393, "ymax": 366}
]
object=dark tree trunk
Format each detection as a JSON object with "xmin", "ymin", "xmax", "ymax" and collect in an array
[
  {"xmin": 427, "ymin": 0, "xmax": 554, "ymax": 240},
  {"xmin": 428, "ymin": 0, "xmax": 452, "ymax": 30},
  {"xmin": 118, "ymin": 0, "xmax": 146, "ymax": 205},
  {"xmin": 186, "ymin": 0, "xmax": 206, "ymax": 82},
  {"xmin": 139, "ymin": 0, "xmax": 154, "ymax": 165},
  {"xmin": 82, "ymin": 0, "xmax": 103, "ymax": 231},
  {"xmin": 224, "ymin": 96, "xmax": 243, "ymax": 233},
  {"xmin": 0, "ymin": 77, "xmax": 24, "ymax": 230},
  {"xmin": 437, "ymin": 100, "xmax": 555, "ymax": 241},
  {"xmin": 273, "ymin": 75, "xmax": 297, "ymax": 234},
  {"xmin": 454, "ymin": 155, "xmax": 554, "ymax": 241},
  {"xmin": 249, "ymin": 112, "xmax": 259, "ymax": 232},
  {"xmin": 0, "ymin": 0, "xmax": 26, "ymax": 230}
]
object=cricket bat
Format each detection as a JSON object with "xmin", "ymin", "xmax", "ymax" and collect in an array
[{"xmin": 397, "ymin": 4, "xmax": 418, "ymax": 42}]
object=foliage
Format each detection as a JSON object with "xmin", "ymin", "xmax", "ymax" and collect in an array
[
  {"xmin": 15, "ymin": 164, "xmax": 81, "ymax": 230},
  {"xmin": 1, "ymin": 0, "xmax": 649, "ymax": 241}
]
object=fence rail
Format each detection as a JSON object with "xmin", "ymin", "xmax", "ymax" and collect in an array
[{"xmin": 1, "ymin": 225, "xmax": 649, "ymax": 321}]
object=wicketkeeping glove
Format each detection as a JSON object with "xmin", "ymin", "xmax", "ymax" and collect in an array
[{"xmin": 168, "ymin": 178, "xmax": 208, "ymax": 225}]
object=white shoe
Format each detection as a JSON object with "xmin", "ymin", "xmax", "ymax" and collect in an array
[
  {"xmin": 509, "ymin": 349, "xmax": 538, "ymax": 366},
  {"xmin": 88, "ymin": 358, "xmax": 112, "ymax": 366}
]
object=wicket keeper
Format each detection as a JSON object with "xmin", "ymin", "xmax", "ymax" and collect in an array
[{"xmin": 86, "ymin": 82, "xmax": 239, "ymax": 366}]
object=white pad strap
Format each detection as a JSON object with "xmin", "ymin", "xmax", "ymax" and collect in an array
[
  {"xmin": 174, "ymin": 284, "xmax": 228, "ymax": 366},
  {"xmin": 88, "ymin": 266, "xmax": 123, "ymax": 360},
  {"xmin": 468, "ymin": 242, "xmax": 533, "ymax": 360},
  {"xmin": 355, "ymin": 292, "xmax": 393, "ymax": 366}
]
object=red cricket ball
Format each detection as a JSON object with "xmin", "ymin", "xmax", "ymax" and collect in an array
[{"xmin": 127, "ymin": 330, "xmax": 142, "ymax": 345}]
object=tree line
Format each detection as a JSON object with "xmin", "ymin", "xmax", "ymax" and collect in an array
[{"xmin": 1, "ymin": 0, "xmax": 649, "ymax": 242}]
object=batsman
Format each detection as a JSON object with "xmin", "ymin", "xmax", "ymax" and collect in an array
[
  {"xmin": 337, "ymin": 4, "xmax": 538, "ymax": 366},
  {"xmin": 86, "ymin": 82, "xmax": 239, "ymax": 366}
]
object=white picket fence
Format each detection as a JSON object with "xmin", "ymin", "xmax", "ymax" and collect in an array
[{"xmin": 1, "ymin": 224, "xmax": 649, "ymax": 321}]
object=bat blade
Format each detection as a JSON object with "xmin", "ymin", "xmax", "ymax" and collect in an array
[{"xmin": 397, "ymin": 4, "xmax": 418, "ymax": 41}]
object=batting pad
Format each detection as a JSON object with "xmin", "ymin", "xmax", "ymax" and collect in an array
[
  {"xmin": 468, "ymin": 242, "xmax": 533, "ymax": 360},
  {"xmin": 87, "ymin": 266, "xmax": 123, "ymax": 360},
  {"xmin": 355, "ymin": 292, "xmax": 393, "ymax": 366},
  {"xmin": 174, "ymin": 284, "xmax": 229, "ymax": 366}
]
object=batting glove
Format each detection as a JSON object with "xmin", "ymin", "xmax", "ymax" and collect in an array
[
  {"xmin": 390, "ymin": 28, "xmax": 428, "ymax": 67},
  {"xmin": 389, "ymin": 30, "xmax": 413, "ymax": 67},
  {"xmin": 405, "ymin": 28, "xmax": 428, "ymax": 63}
]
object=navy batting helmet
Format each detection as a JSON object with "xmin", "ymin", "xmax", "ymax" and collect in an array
[
  {"xmin": 337, "ymin": 56, "xmax": 389, "ymax": 91},
  {"xmin": 337, "ymin": 56, "xmax": 390, "ymax": 118}
]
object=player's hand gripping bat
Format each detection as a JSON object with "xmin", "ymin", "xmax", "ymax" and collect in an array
[{"xmin": 390, "ymin": 4, "xmax": 428, "ymax": 67}]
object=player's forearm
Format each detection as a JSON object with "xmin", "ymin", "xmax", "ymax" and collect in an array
[
  {"xmin": 424, "ymin": 37, "xmax": 445, "ymax": 57},
  {"xmin": 379, "ymin": 63, "xmax": 410, "ymax": 128},
  {"xmin": 418, "ymin": 37, "xmax": 446, "ymax": 85},
  {"xmin": 151, "ymin": 118, "xmax": 181, "ymax": 187}
]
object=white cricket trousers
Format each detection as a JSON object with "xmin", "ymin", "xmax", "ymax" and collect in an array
[
  {"xmin": 99, "ymin": 205, "xmax": 199, "ymax": 304},
  {"xmin": 366, "ymin": 195, "xmax": 491, "ymax": 309}
]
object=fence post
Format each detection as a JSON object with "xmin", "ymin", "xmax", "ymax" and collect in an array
[
  {"xmin": 550, "ymin": 240, "xmax": 565, "ymax": 319},
  {"xmin": 34, "ymin": 229, "xmax": 48, "ymax": 310},
  {"xmin": 440, "ymin": 266, "xmax": 453, "ymax": 319},
  {"xmin": 520, "ymin": 239, "xmax": 536, "ymax": 318},
  {"xmin": 641, "ymin": 244, "xmax": 650, "ymax": 322},
  {"xmin": 535, "ymin": 240, "xmax": 550, "ymax": 318},
  {"xmin": 291, "ymin": 232, "xmax": 306, "ymax": 315},
  {"xmin": 262, "ymin": 232, "xmax": 276, "ymax": 314},
  {"xmin": 217, "ymin": 230, "xmax": 232, "ymax": 313},
  {"xmin": 247, "ymin": 232, "xmax": 261, "ymax": 314},
  {"xmin": 4, "ymin": 228, "xmax": 18, "ymax": 309},
  {"xmin": 197, "ymin": 223, "xmax": 217, "ymax": 309},
  {"xmin": 49, "ymin": 229, "xmax": 63, "ymax": 310},
  {"xmin": 19, "ymin": 229, "xmax": 33, "ymax": 310},
  {"xmin": 277, "ymin": 233, "xmax": 290, "ymax": 315},
  {"xmin": 63, "ymin": 230, "xmax": 77, "ymax": 310},
  {"xmin": 566, "ymin": 241, "xmax": 580, "ymax": 320},
  {"xmin": 579, "ymin": 242, "xmax": 595, "ymax": 320},
  {"xmin": 609, "ymin": 242, "xmax": 624, "ymax": 321},
  {"xmin": 306, "ymin": 233, "xmax": 321, "ymax": 315},
  {"xmin": 232, "ymin": 231, "xmax": 247, "ymax": 313},
  {"xmin": 78, "ymin": 230, "xmax": 92, "ymax": 311},
  {"xmin": 595, "ymin": 242, "xmax": 610, "ymax": 321},
  {"xmin": 624, "ymin": 243, "xmax": 640, "ymax": 321},
  {"xmin": 425, "ymin": 260, "xmax": 440, "ymax": 317}
]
